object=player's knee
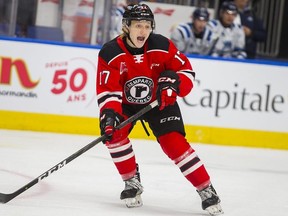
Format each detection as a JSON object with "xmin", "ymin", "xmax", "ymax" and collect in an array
[
  {"xmin": 158, "ymin": 132, "xmax": 191, "ymax": 160},
  {"xmin": 105, "ymin": 125, "xmax": 131, "ymax": 146}
]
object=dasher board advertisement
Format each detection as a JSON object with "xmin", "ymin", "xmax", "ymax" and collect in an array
[{"xmin": 0, "ymin": 39, "xmax": 287, "ymax": 134}]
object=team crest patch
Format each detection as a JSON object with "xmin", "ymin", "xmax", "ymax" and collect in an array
[{"xmin": 124, "ymin": 77, "xmax": 154, "ymax": 104}]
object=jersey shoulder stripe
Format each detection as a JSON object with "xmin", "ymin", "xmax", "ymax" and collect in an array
[
  {"xmin": 177, "ymin": 23, "xmax": 192, "ymax": 39},
  {"xmin": 99, "ymin": 37, "xmax": 124, "ymax": 63},
  {"xmin": 147, "ymin": 34, "xmax": 170, "ymax": 51},
  {"xmin": 208, "ymin": 19, "xmax": 218, "ymax": 28}
]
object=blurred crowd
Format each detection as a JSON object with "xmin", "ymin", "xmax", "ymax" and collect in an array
[
  {"xmin": 170, "ymin": 0, "xmax": 267, "ymax": 59},
  {"xmin": 0, "ymin": 0, "xmax": 267, "ymax": 60}
]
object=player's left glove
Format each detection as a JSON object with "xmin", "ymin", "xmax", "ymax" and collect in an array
[
  {"xmin": 156, "ymin": 70, "xmax": 180, "ymax": 110},
  {"xmin": 100, "ymin": 109, "xmax": 123, "ymax": 142}
]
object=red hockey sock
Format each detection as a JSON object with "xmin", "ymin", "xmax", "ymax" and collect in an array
[
  {"xmin": 106, "ymin": 137, "xmax": 136, "ymax": 180},
  {"xmin": 158, "ymin": 132, "xmax": 210, "ymax": 188}
]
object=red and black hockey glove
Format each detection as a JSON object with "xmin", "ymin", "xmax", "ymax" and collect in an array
[
  {"xmin": 156, "ymin": 70, "xmax": 180, "ymax": 111},
  {"xmin": 100, "ymin": 109, "xmax": 123, "ymax": 142}
]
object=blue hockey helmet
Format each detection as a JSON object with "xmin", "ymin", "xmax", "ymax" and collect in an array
[
  {"xmin": 220, "ymin": 1, "xmax": 238, "ymax": 14},
  {"xmin": 193, "ymin": 7, "xmax": 210, "ymax": 21}
]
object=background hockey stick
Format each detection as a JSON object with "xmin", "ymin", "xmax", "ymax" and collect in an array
[{"xmin": 0, "ymin": 100, "xmax": 159, "ymax": 204}]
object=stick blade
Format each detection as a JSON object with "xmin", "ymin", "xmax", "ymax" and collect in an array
[{"xmin": 0, "ymin": 192, "xmax": 13, "ymax": 204}]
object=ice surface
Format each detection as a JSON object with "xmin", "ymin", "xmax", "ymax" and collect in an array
[{"xmin": 0, "ymin": 129, "xmax": 288, "ymax": 216}]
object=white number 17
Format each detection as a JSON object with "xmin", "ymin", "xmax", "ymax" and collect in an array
[
  {"xmin": 99, "ymin": 70, "xmax": 110, "ymax": 85},
  {"xmin": 174, "ymin": 51, "xmax": 185, "ymax": 65}
]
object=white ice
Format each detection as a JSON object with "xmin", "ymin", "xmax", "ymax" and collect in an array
[{"xmin": 0, "ymin": 129, "xmax": 288, "ymax": 216}]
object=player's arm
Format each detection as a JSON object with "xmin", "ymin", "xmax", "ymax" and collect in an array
[
  {"xmin": 97, "ymin": 56, "xmax": 124, "ymax": 141},
  {"xmin": 205, "ymin": 20, "xmax": 223, "ymax": 57},
  {"xmin": 156, "ymin": 41, "xmax": 195, "ymax": 110},
  {"xmin": 96, "ymin": 56, "xmax": 123, "ymax": 114},
  {"xmin": 170, "ymin": 24, "xmax": 190, "ymax": 53},
  {"xmin": 232, "ymin": 25, "xmax": 247, "ymax": 59},
  {"xmin": 167, "ymin": 41, "xmax": 195, "ymax": 97}
]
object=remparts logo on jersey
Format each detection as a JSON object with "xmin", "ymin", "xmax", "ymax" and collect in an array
[{"xmin": 124, "ymin": 77, "xmax": 154, "ymax": 104}]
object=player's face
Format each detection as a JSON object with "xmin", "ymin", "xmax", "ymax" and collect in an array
[
  {"xmin": 221, "ymin": 11, "xmax": 237, "ymax": 26},
  {"xmin": 128, "ymin": 20, "xmax": 152, "ymax": 48},
  {"xmin": 193, "ymin": 19, "xmax": 207, "ymax": 34}
]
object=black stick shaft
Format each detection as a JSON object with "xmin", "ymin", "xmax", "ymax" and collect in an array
[{"xmin": 0, "ymin": 100, "xmax": 158, "ymax": 203}]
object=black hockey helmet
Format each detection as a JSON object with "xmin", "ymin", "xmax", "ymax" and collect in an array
[
  {"xmin": 122, "ymin": 4, "xmax": 155, "ymax": 30},
  {"xmin": 192, "ymin": 7, "xmax": 210, "ymax": 21},
  {"xmin": 220, "ymin": 1, "xmax": 238, "ymax": 14}
]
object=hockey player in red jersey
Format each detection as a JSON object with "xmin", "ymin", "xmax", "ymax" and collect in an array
[{"xmin": 96, "ymin": 3, "xmax": 223, "ymax": 215}]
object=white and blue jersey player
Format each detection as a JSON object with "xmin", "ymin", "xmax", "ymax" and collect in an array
[
  {"xmin": 170, "ymin": 7, "xmax": 212, "ymax": 55},
  {"xmin": 205, "ymin": 1, "xmax": 247, "ymax": 59}
]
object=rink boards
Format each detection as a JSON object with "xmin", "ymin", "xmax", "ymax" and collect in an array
[{"xmin": 0, "ymin": 37, "xmax": 287, "ymax": 149}]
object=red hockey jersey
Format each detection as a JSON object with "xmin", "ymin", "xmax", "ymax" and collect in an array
[{"xmin": 96, "ymin": 34, "xmax": 194, "ymax": 114}]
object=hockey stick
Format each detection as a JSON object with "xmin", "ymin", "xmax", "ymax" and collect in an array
[{"xmin": 0, "ymin": 100, "xmax": 159, "ymax": 204}]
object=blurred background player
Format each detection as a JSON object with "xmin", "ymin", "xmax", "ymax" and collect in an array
[
  {"xmin": 170, "ymin": 7, "xmax": 211, "ymax": 55},
  {"xmin": 206, "ymin": 1, "xmax": 247, "ymax": 58},
  {"xmin": 97, "ymin": 3, "xmax": 223, "ymax": 215},
  {"xmin": 233, "ymin": 0, "xmax": 266, "ymax": 59},
  {"xmin": 109, "ymin": 2, "xmax": 126, "ymax": 40}
]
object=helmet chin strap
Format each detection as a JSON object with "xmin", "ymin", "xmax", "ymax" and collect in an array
[
  {"xmin": 123, "ymin": 22, "xmax": 152, "ymax": 48},
  {"xmin": 123, "ymin": 24, "xmax": 137, "ymax": 48},
  {"xmin": 127, "ymin": 32, "xmax": 138, "ymax": 48}
]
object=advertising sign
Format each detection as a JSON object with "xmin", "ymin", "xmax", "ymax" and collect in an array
[
  {"xmin": 0, "ymin": 40, "xmax": 99, "ymax": 117},
  {"xmin": 0, "ymin": 39, "xmax": 287, "ymax": 134},
  {"xmin": 180, "ymin": 58, "xmax": 288, "ymax": 133}
]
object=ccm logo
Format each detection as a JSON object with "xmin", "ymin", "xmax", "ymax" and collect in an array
[
  {"xmin": 160, "ymin": 116, "xmax": 181, "ymax": 123},
  {"xmin": 158, "ymin": 77, "xmax": 176, "ymax": 83},
  {"xmin": 38, "ymin": 160, "xmax": 67, "ymax": 181}
]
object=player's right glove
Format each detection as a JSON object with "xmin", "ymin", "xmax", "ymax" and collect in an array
[
  {"xmin": 156, "ymin": 70, "xmax": 180, "ymax": 110},
  {"xmin": 100, "ymin": 109, "xmax": 123, "ymax": 142}
]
